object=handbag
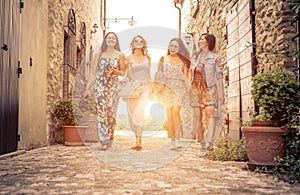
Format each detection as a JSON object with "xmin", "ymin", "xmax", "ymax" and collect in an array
[{"xmin": 118, "ymin": 81, "xmax": 144, "ymax": 99}]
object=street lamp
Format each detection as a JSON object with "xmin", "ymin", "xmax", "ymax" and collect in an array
[
  {"xmin": 101, "ymin": 16, "xmax": 137, "ymax": 36},
  {"xmin": 101, "ymin": 0, "xmax": 137, "ymax": 37},
  {"xmin": 173, "ymin": 0, "xmax": 185, "ymax": 38},
  {"xmin": 104, "ymin": 16, "xmax": 137, "ymax": 29}
]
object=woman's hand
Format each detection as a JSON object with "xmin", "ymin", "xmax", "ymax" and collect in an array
[
  {"xmin": 106, "ymin": 68, "xmax": 120, "ymax": 75},
  {"xmin": 106, "ymin": 68, "xmax": 114, "ymax": 75}
]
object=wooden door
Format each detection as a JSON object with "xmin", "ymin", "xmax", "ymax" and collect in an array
[{"xmin": 0, "ymin": 0, "xmax": 21, "ymax": 155}]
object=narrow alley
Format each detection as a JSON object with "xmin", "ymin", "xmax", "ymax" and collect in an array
[{"xmin": 1, "ymin": 134, "xmax": 299, "ymax": 194}]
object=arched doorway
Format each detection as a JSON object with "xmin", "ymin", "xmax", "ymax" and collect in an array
[
  {"xmin": 63, "ymin": 9, "xmax": 76, "ymax": 98},
  {"xmin": 74, "ymin": 22, "xmax": 87, "ymax": 94}
]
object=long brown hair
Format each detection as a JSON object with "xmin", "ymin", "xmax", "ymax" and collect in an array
[
  {"xmin": 167, "ymin": 38, "xmax": 191, "ymax": 69},
  {"xmin": 201, "ymin": 33, "xmax": 216, "ymax": 51},
  {"xmin": 100, "ymin": 32, "xmax": 121, "ymax": 52}
]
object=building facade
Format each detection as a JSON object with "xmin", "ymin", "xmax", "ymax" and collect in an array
[
  {"xmin": 1, "ymin": 0, "xmax": 298, "ymax": 154},
  {"xmin": 185, "ymin": 0, "xmax": 299, "ymax": 140},
  {"xmin": 0, "ymin": 0, "xmax": 103, "ymax": 154}
]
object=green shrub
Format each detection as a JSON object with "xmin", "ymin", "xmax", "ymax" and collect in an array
[
  {"xmin": 204, "ymin": 137, "xmax": 248, "ymax": 161},
  {"xmin": 53, "ymin": 99, "xmax": 85, "ymax": 126},
  {"xmin": 251, "ymin": 70, "xmax": 300, "ymax": 126},
  {"xmin": 272, "ymin": 111, "xmax": 300, "ymax": 184},
  {"xmin": 54, "ymin": 125, "xmax": 64, "ymax": 144}
]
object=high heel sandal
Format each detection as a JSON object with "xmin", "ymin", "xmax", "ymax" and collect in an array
[{"xmin": 131, "ymin": 145, "xmax": 142, "ymax": 151}]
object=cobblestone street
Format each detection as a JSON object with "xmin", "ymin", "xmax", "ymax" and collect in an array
[{"xmin": 1, "ymin": 133, "xmax": 300, "ymax": 194}]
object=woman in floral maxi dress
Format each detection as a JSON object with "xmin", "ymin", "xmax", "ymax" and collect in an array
[{"xmin": 84, "ymin": 32, "xmax": 126, "ymax": 150}]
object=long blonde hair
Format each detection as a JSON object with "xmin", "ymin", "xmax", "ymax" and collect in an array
[{"xmin": 129, "ymin": 35, "xmax": 149, "ymax": 57}]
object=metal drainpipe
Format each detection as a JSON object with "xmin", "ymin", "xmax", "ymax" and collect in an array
[
  {"xmin": 174, "ymin": 2, "xmax": 181, "ymax": 38},
  {"xmin": 249, "ymin": 0, "xmax": 259, "ymax": 115},
  {"xmin": 103, "ymin": 0, "xmax": 106, "ymax": 38}
]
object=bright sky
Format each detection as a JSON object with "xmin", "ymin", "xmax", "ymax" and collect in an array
[
  {"xmin": 106, "ymin": 0, "xmax": 181, "ymax": 75},
  {"xmin": 106, "ymin": 0, "xmax": 179, "ymax": 31},
  {"xmin": 106, "ymin": 0, "xmax": 181, "ymax": 115}
]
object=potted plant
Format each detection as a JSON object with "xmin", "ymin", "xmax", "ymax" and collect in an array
[
  {"xmin": 242, "ymin": 69, "xmax": 300, "ymax": 170},
  {"xmin": 247, "ymin": 109, "xmax": 273, "ymax": 127},
  {"xmin": 250, "ymin": 69, "xmax": 300, "ymax": 126},
  {"xmin": 53, "ymin": 99, "xmax": 87, "ymax": 146}
]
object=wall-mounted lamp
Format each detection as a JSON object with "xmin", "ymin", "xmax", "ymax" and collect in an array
[
  {"xmin": 91, "ymin": 23, "xmax": 99, "ymax": 34},
  {"xmin": 127, "ymin": 16, "xmax": 137, "ymax": 26},
  {"xmin": 174, "ymin": 0, "xmax": 185, "ymax": 7}
]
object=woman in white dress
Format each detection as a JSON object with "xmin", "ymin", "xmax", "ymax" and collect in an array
[{"xmin": 125, "ymin": 35, "xmax": 152, "ymax": 151}]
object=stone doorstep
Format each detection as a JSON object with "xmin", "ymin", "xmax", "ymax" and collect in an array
[{"xmin": 0, "ymin": 150, "xmax": 26, "ymax": 160}]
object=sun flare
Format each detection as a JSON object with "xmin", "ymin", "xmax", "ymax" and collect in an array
[{"xmin": 145, "ymin": 100, "xmax": 166, "ymax": 117}]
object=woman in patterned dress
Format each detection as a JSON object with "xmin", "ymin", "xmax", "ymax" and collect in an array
[
  {"xmin": 189, "ymin": 33, "xmax": 225, "ymax": 156},
  {"xmin": 157, "ymin": 38, "xmax": 190, "ymax": 150},
  {"xmin": 84, "ymin": 32, "xmax": 126, "ymax": 150},
  {"xmin": 125, "ymin": 35, "xmax": 152, "ymax": 151}
]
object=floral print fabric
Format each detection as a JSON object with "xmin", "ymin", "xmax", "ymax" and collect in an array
[
  {"xmin": 159, "ymin": 58, "xmax": 186, "ymax": 109},
  {"xmin": 94, "ymin": 57, "xmax": 119, "ymax": 144}
]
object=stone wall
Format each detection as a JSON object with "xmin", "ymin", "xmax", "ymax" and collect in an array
[
  {"xmin": 185, "ymin": 0, "xmax": 297, "ymax": 140},
  {"xmin": 19, "ymin": 0, "xmax": 101, "ymax": 149},
  {"xmin": 185, "ymin": 0, "xmax": 237, "ymax": 114},
  {"xmin": 186, "ymin": 0, "xmax": 297, "ymax": 72},
  {"xmin": 47, "ymin": 0, "xmax": 101, "ymax": 144},
  {"xmin": 186, "ymin": 0, "xmax": 236, "ymax": 62},
  {"xmin": 186, "ymin": 0, "xmax": 236, "ymax": 139},
  {"xmin": 255, "ymin": 0, "xmax": 281, "ymax": 70},
  {"xmin": 255, "ymin": 0, "xmax": 297, "ymax": 71}
]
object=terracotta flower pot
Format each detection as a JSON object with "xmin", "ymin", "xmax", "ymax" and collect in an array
[
  {"xmin": 63, "ymin": 125, "xmax": 87, "ymax": 146},
  {"xmin": 252, "ymin": 120, "xmax": 273, "ymax": 127},
  {"xmin": 241, "ymin": 126, "xmax": 287, "ymax": 170},
  {"xmin": 84, "ymin": 114, "xmax": 98, "ymax": 143}
]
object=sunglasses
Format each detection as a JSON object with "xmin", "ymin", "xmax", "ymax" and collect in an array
[{"xmin": 134, "ymin": 39, "xmax": 144, "ymax": 43}]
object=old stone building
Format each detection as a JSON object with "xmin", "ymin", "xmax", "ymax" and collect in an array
[
  {"xmin": 1, "ymin": 0, "xmax": 298, "ymax": 154},
  {"xmin": 184, "ymin": 0, "xmax": 299, "ymax": 140},
  {"xmin": 1, "ymin": 0, "xmax": 103, "ymax": 154}
]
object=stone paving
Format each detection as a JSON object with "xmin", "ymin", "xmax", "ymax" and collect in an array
[{"xmin": 1, "ymin": 132, "xmax": 300, "ymax": 194}]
